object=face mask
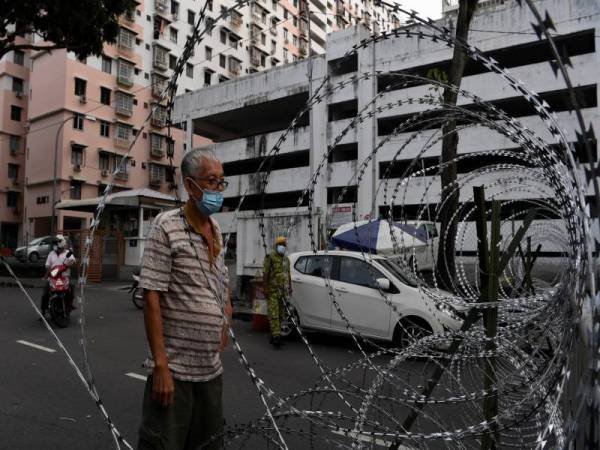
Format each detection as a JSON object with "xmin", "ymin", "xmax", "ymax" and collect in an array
[
  {"xmin": 276, "ymin": 245, "xmax": 286, "ymax": 255},
  {"xmin": 190, "ymin": 179, "xmax": 224, "ymax": 216},
  {"xmin": 52, "ymin": 245, "xmax": 58, "ymax": 252}
]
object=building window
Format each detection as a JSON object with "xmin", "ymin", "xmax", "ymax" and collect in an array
[
  {"xmin": 186, "ymin": 63, "xmax": 193, "ymax": 78},
  {"xmin": 207, "ymin": 0, "xmax": 212, "ymax": 11},
  {"xmin": 187, "ymin": 10, "xmax": 195, "ymax": 25},
  {"xmin": 36, "ymin": 196, "xmax": 49, "ymax": 205},
  {"xmin": 219, "ymin": 54, "xmax": 226, "ymax": 68},
  {"xmin": 100, "ymin": 120, "xmax": 110, "ymax": 137},
  {"xmin": 13, "ymin": 50, "xmax": 25, "ymax": 65},
  {"xmin": 115, "ymin": 91, "xmax": 134, "ymax": 116},
  {"xmin": 293, "ymin": 35, "xmax": 298, "ymax": 46},
  {"xmin": 99, "ymin": 153, "xmax": 110, "ymax": 171},
  {"xmin": 70, "ymin": 181, "xmax": 82, "ymax": 200},
  {"xmin": 8, "ymin": 163, "xmax": 19, "ymax": 179},
  {"xmin": 220, "ymin": 29, "xmax": 227, "ymax": 44},
  {"xmin": 261, "ymin": 33, "xmax": 266, "ymax": 45},
  {"xmin": 171, "ymin": 0, "xmax": 179, "ymax": 15},
  {"xmin": 118, "ymin": 27, "xmax": 135, "ymax": 50},
  {"xmin": 10, "ymin": 105, "xmax": 22, "ymax": 121},
  {"xmin": 6, "ymin": 191, "xmax": 18, "ymax": 208},
  {"xmin": 71, "ymin": 145, "xmax": 84, "ymax": 165},
  {"xmin": 100, "ymin": 87, "xmax": 111, "ymax": 105},
  {"xmin": 74, "ymin": 77, "xmax": 86, "ymax": 96},
  {"xmin": 116, "ymin": 123, "xmax": 132, "ymax": 143},
  {"xmin": 169, "ymin": 54, "xmax": 177, "ymax": 70},
  {"xmin": 261, "ymin": 54, "xmax": 266, "ymax": 66},
  {"xmin": 205, "ymin": 17, "xmax": 213, "ymax": 35},
  {"xmin": 204, "ymin": 70, "xmax": 212, "ymax": 86},
  {"xmin": 12, "ymin": 78, "xmax": 24, "ymax": 95},
  {"xmin": 169, "ymin": 27, "xmax": 178, "ymax": 43},
  {"xmin": 9, "ymin": 135, "xmax": 20, "ymax": 154},
  {"xmin": 272, "ymin": 0, "xmax": 277, "ymax": 11},
  {"xmin": 117, "ymin": 59, "xmax": 134, "ymax": 85},
  {"xmin": 284, "ymin": 9, "xmax": 288, "ymax": 19},
  {"xmin": 149, "ymin": 163, "xmax": 165, "ymax": 184},
  {"xmin": 293, "ymin": 16, "xmax": 298, "ymax": 27},
  {"xmin": 205, "ymin": 46, "xmax": 212, "ymax": 60},
  {"xmin": 101, "ymin": 56, "xmax": 112, "ymax": 74},
  {"xmin": 283, "ymin": 48, "xmax": 288, "ymax": 61},
  {"xmin": 73, "ymin": 113, "xmax": 84, "ymax": 130}
]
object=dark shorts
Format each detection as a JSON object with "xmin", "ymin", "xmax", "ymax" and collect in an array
[{"xmin": 138, "ymin": 374, "xmax": 223, "ymax": 450}]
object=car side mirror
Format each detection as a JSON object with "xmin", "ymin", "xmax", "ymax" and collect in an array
[{"xmin": 376, "ymin": 278, "xmax": 391, "ymax": 291}]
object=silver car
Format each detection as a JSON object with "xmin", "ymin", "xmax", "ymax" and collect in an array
[{"xmin": 14, "ymin": 236, "xmax": 54, "ymax": 263}]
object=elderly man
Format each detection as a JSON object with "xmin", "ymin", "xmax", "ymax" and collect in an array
[{"xmin": 138, "ymin": 149, "xmax": 232, "ymax": 450}]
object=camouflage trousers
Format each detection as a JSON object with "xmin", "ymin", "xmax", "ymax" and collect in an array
[{"xmin": 267, "ymin": 291, "xmax": 286, "ymax": 337}]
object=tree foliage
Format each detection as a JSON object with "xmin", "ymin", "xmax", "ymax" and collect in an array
[{"xmin": 0, "ymin": 0, "xmax": 136, "ymax": 59}]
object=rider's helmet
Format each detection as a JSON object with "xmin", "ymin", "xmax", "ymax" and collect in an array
[{"xmin": 55, "ymin": 234, "xmax": 67, "ymax": 250}]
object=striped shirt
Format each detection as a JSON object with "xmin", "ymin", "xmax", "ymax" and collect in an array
[{"xmin": 140, "ymin": 208, "xmax": 228, "ymax": 382}]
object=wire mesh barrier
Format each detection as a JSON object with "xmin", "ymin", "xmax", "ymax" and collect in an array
[{"xmin": 2, "ymin": 1, "xmax": 599, "ymax": 449}]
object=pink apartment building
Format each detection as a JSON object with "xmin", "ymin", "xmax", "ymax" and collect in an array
[{"xmin": 0, "ymin": 0, "xmax": 398, "ymax": 253}]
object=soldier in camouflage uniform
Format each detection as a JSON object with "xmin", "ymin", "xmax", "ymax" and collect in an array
[{"xmin": 263, "ymin": 236, "xmax": 292, "ymax": 348}]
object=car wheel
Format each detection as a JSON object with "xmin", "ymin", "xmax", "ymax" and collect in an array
[
  {"xmin": 393, "ymin": 318, "xmax": 432, "ymax": 349},
  {"xmin": 280, "ymin": 307, "xmax": 299, "ymax": 339},
  {"xmin": 29, "ymin": 252, "xmax": 39, "ymax": 263}
]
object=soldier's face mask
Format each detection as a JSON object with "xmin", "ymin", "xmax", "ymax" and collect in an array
[{"xmin": 276, "ymin": 245, "xmax": 286, "ymax": 255}]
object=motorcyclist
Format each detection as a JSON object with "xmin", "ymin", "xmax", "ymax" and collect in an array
[{"xmin": 40, "ymin": 234, "xmax": 76, "ymax": 318}]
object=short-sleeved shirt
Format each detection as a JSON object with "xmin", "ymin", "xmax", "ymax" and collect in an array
[
  {"xmin": 45, "ymin": 250, "xmax": 76, "ymax": 279},
  {"xmin": 139, "ymin": 208, "xmax": 229, "ymax": 382}
]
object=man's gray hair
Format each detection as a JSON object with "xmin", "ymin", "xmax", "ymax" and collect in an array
[{"xmin": 181, "ymin": 148, "xmax": 220, "ymax": 179}]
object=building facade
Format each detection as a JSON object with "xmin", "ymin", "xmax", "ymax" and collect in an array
[
  {"xmin": 173, "ymin": 0, "xmax": 599, "ymax": 278},
  {"xmin": 0, "ymin": 0, "xmax": 398, "ymax": 249}
]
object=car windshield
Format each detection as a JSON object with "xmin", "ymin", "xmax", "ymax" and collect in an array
[{"xmin": 377, "ymin": 257, "xmax": 418, "ymax": 288}]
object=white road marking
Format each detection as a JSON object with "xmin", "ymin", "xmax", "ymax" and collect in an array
[
  {"xmin": 125, "ymin": 372, "xmax": 147, "ymax": 381},
  {"xmin": 16, "ymin": 340, "xmax": 56, "ymax": 353},
  {"xmin": 330, "ymin": 429, "xmax": 415, "ymax": 448}
]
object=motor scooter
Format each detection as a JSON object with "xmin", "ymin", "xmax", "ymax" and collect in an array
[
  {"xmin": 47, "ymin": 264, "xmax": 72, "ymax": 328},
  {"xmin": 129, "ymin": 271, "xmax": 143, "ymax": 309}
]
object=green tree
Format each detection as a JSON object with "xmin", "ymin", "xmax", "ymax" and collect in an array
[
  {"xmin": 436, "ymin": 0, "xmax": 479, "ymax": 290},
  {"xmin": 0, "ymin": 0, "xmax": 136, "ymax": 60}
]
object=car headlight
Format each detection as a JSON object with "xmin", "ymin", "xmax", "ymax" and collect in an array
[{"xmin": 436, "ymin": 302, "xmax": 463, "ymax": 321}]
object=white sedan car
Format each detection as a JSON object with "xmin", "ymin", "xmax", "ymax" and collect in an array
[{"xmin": 285, "ymin": 250, "xmax": 463, "ymax": 347}]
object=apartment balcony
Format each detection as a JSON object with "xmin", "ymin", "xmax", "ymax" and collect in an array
[
  {"xmin": 150, "ymin": 147, "xmax": 165, "ymax": 158},
  {"xmin": 152, "ymin": 73, "xmax": 168, "ymax": 98},
  {"xmin": 114, "ymin": 137, "xmax": 131, "ymax": 149},
  {"xmin": 117, "ymin": 59, "xmax": 135, "ymax": 87},
  {"xmin": 230, "ymin": 12, "xmax": 243, "ymax": 31},
  {"xmin": 149, "ymin": 177, "xmax": 162, "ymax": 187},
  {"xmin": 155, "ymin": 0, "xmax": 168, "ymax": 12},
  {"xmin": 115, "ymin": 171, "xmax": 129, "ymax": 181},
  {"xmin": 153, "ymin": 45, "xmax": 169, "ymax": 71},
  {"xmin": 151, "ymin": 106, "xmax": 167, "ymax": 128}
]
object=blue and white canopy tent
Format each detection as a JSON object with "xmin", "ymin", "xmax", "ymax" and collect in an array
[{"xmin": 330, "ymin": 220, "xmax": 428, "ymax": 255}]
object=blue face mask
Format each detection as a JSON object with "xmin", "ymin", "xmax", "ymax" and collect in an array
[{"xmin": 190, "ymin": 179, "xmax": 223, "ymax": 216}]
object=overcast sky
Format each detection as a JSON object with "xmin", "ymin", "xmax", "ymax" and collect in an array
[{"xmin": 395, "ymin": 0, "xmax": 443, "ymax": 20}]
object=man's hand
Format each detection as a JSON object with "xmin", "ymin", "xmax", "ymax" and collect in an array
[{"xmin": 152, "ymin": 364, "xmax": 174, "ymax": 408}]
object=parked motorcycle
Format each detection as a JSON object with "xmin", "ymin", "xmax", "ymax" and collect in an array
[
  {"xmin": 47, "ymin": 264, "xmax": 72, "ymax": 328},
  {"xmin": 129, "ymin": 272, "xmax": 143, "ymax": 309}
]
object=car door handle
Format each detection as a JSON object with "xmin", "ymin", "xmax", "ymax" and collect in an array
[
  {"xmin": 335, "ymin": 286, "xmax": 348, "ymax": 293},
  {"xmin": 292, "ymin": 277, "xmax": 303, "ymax": 283}
]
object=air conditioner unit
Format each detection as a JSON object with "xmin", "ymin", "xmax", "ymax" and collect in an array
[
  {"xmin": 79, "ymin": 95, "xmax": 87, "ymax": 104},
  {"xmin": 73, "ymin": 164, "xmax": 82, "ymax": 172},
  {"xmin": 15, "ymin": 91, "xmax": 23, "ymax": 98},
  {"xmin": 101, "ymin": 169, "xmax": 109, "ymax": 176}
]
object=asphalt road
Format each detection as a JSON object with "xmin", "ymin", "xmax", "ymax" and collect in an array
[{"xmin": 0, "ymin": 284, "xmax": 380, "ymax": 450}]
